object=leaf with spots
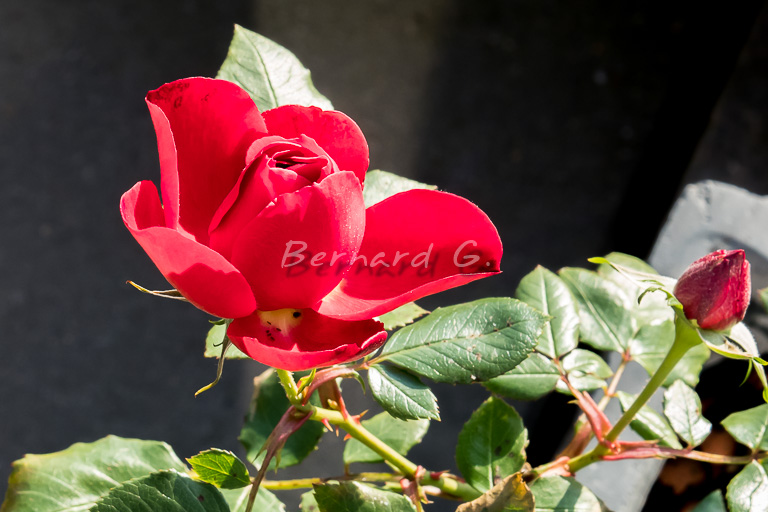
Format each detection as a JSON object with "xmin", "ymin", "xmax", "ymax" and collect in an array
[
  {"xmin": 368, "ymin": 364, "xmax": 440, "ymax": 421},
  {"xmin": 312, "ymin": 481, "xmax": 416, "ymax": 512}
]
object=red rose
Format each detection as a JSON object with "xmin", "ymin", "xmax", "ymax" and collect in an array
[
  {"xmin": 673, "ymin": 249, "xmax": 751, "ymax": 331},
  {"xmin": 121, "ymin": 78, "xmax": 502, "ymax": 370}
]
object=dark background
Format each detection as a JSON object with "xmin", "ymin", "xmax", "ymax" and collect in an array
[{"xmin": 1, "ymin": 1, "xmax": 767, "ymax": 510}]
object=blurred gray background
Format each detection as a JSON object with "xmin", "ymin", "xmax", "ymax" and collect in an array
[{"xmin": 2, "ymin": 1, "xmax": 767, "ymax": 510}]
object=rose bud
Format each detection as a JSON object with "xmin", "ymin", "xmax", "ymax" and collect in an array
[
  {"xmin": 673, "ymin": 249, "xmax": 751, "ymax": 331},
  {"xmin": 121, "ymin": 78, "xmax": 502, "ymax": 371}
]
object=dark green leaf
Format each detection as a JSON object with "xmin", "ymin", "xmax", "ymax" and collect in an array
[
  {"xmin": 368, "ymin": 365, "xmax": 439, "ymax": 421},
  {"xmin": 629, "ymin": 320, "xmax": 709, "ymax": 387},
  {"xmin": 726, "ymin": 460, "xmax": 768, "ymax": 512},
  {"xmin": 556, "ymin": 349, "xmax": 612, "ymax": 394},
  {"xmin": 456, "ymin": 397, "xmax": 527, "ymax": 493},
  {"xmin": 187, "ymin": 449, "xmax": 250, "ymax": 489},
  {"xmin": 722, "ymin": 404, "xmax": 768, "ymax": 451},
  {"xmin": 313, "ymin": 481, "xmax": 416, "ymax": 512},
  {"xmin": 219, "ymin": 486, "xmax": 286, "ymax": 512},
  {"xmin": 515, "ymin": 265, "xmax": 579, "ymax": 358},
  {"xmin": 529, "ymin": 476, "xmax": 608, "ymax": 512},
  {"xmin": 377, "ymin": 302, "xmax": 429, "ymax": 331},
  {"xmin": 300, "ymin": 491, "xmax": 320, "ymax": 512},
  {"xmin": 361, "ymin": 170, "xmax": 437, "ymax": 208},
  {"xmin": 217, "ymin": 25, "xmax": 333, "ymax": 111},
  {"xmin": 616, "ymin": 391, "xmax": 682, "ymax": 449},
  {"xmin": 343, "ymin": 412, "xmax": 429, "ymax": 464},
  {"xmin": 204, "ymin": 322, "xmax": 248, "ymax": 359},
  {"xmin": 692, "ymin": 490, "xmax": 727, "ymax": 512},
  {"xmin": 484, "ymin": 354, "xmax": 560, "ymax": 401},
  {"xmin": 375, "ymin": 298, "xmax": 547, "ymax": 384},
  {"xmin": 456, "ymin": 473, "xmax": 534, "ymax": 512},
  {"xmin": 663, "ymin": 380, "xmax": 712, "ymax": 447},
  {"xmin": 89, "ymin": 470, "xmax": 229, "ymax": 511},
  {"xmin": 1, "ymin": 435, "xmax": 187, "ymax": 512},
  {"xmin": 240, "ymin": 369, "xmax": 324, "ymax": 469},
  {"xmin": 559, "ymin": 268, "xmax": 635, "ymax": 352}
]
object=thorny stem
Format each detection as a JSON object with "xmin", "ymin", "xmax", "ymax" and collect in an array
[
  {"xmin": 276, "ymin": 369, "xmax": 302, "ymax": 405},
  {"xmin": 262, "ymin": 472, "xmax": 397, "ymax": 490}
]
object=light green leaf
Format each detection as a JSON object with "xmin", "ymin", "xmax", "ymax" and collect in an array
[
  {"xmin": 699, "ymin": 324, "xmax": 768, "ymax": 401},
  {"xmin": 90, "ymin": 470, "xmax": 229, "ymax": 512},
  {"xmin": 219, "ymin": 486, "xmax": 286, "ymax": 512},
  {"xmin": 616, "ymin": 391, "xmax": 682, "ymax": 449},
  {"xmin": 722, "ymin": 404, "xmax": 768, "ymax": 451},
  {"xmin": 240, "ymin": 369, "xmax": 325, "ymax": 469},
  {"xmin": 529, "ymin": 476, "xmax": 608, "ymax": 511},
  {"xmin": 217, "ymin": 25, "xmax": 333, "ymax": 111},
  {"xmin": 629, "ymin": 320, "xmax": 709, "ymax": 387},
  {"xmin": 589, "ymin": 254, "xmax": 677, "ymax": 292},
  {"xmin": 361, "ymin": 170, "xmax": 437, "ymax": 208},
  {"xmin": 1, "ymin": 436, "xmax": 187, "ymax": 512},
  {"xmin": 313, "ymin": 481, "xmax": 416, "ymax": 512},
  {"xmin": 663, "ymin": 380, "xmax": 712, "ymax": 447},
  {"xmin": 556, "ymin": 349, "xmax": 612, "ymax": 394},
  {"xmin": 456, "ymin": 397, "xmax": 527, "ymax": 493},
  {"xmin": 204, "ymin": 322, "xmax": 249, "ymax": 359},
  {"xmin": 187, "ymin": 449, "xmax": 250, "ymax": 489},
  {"xmin": 515, "ymin": 265, "xmax": 579, "ymax": 358},
  {"xmin": 484, "ymin": 354, "xmax": 560, "ymax": 401},
  {"xmin": 377, "ymin": 302, "xmax": 429, "ymax": 331},
  {"xmin": 456, "ymin": 473, "xmax": 534, "ymax": 512},
  {"xmin": 559, "ymin": 268, "xmax": 635, "ymax": 352},
  {"xmin": 375, "ymin": 298, "xmax": 547, "ymax": 384},
  {"xmin": 692, "ymin": 490, "xmax": 726, "ymax": 512},
  {"xmin": 343, "ymin": 412, "xmax": 429, "ymax": 464},
  {"xmin": 760, "ymin": 288, "xmax": 768, "ymax": 314},
  {"xmin": 300, "ymin": 490, "xmax": 320, "ymax": 512},
  {"xmin": 727, "ymin": 460, "xmax": 768, "ymax": 512},
  {"xmin": 368, "ymin": 365, "xmax": 439, "ymax": 421}
]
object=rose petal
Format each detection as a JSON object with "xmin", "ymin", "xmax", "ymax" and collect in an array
[
  {"xmin": 316, "ymin": 189, "xmax": 503, "ymax": 320},
  {"xmin": 227, "ymin": 308, "xmax": 387, "ymax": 371},
  {"xmin": 230, "ymin": 171, "xmax": 366, "ymax": 311},
  {"xmin": 262, "ymin": 105, "xmax": 368, "ymax": 184},
  {"xmin": 121, "ymin": 181, "xmax": 257, "ymax": 319},
  {"xmin": 146, "ymin": 77, "xmax": 267, "ymax": 243}
]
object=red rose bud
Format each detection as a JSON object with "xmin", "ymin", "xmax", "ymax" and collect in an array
[{"xmin": 673, "ymin": 249, "xmax": 751, "ymax": 331}]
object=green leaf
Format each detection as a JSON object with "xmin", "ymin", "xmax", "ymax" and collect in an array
[
  {"xmin": 456, "ymin": 397, "xmax": 527, "ymax": 493},
  {"xmin": 727, "ymin": 460, "xmax": 768, "ymax": 512},
  {"xmin": 529, "ymin": 476, "xmax": 608, "ymax": 511},
  {"xmin": 616, "ymin": 391, "xmax": 682, "ymax": 449},
  {"xmin": 692, "ymin": 490, "xmax": 727, "ymax": 512},
  {"xmin": 663, "ymin": 380, "xmax": 712, "ymax": 447},
  {"xmin": 456, "ymin": 473, "xmax": 534, "ymax": 512},
  {"xmin": 559, "ymin": 268, "xmax": 635, "ymax": 352},
  {"xmin": 515, "ymin": 265, "xmax": 579, "ymax": 358},
  {"xmin": 484, "ymin": 354, "xmax": 560, "ymax": 401},
  {"xmin": 555, "ymin": 349, "xmax": 612, "ymax": 394},
  {"xmin": 204, "ymin": 322, "xmax": 249, "ymax": 359},
  {"xmin": 589, "ymin": 253, "xmax": 677, "ymax": 292},
  {"xmin": 89, "ymin": 470, "xmax": 229, "ymax": 511},
  {"xmin": 217, "ymin": 25, "xmax": 333, "ymax": 111},
  {"xmin": 300, "ymin": 491, "xmax": 320, "ymax": 512},
  {"xmin": 1, "ymin": 435, "xmax": 187, "ymax": 512},
  {"xmin": 377, "ymin": 302, "xmax": 429, "ymax": 331},
  {"xmin": 343, "ymin": 412, "xmax": 429, "ymax": 464},
  {"xmin": 361, "ymin": 170, "xmax": 437, "ymax": 208},
  {"xmin": 375, "ymin": 298, "xmax": 547, "ymax": 384},
  {"xmin": 187, "ymin": 449, "xmax": 250, "ymax": 489},
  {"xmin": 629, "ymin": 320, "xmax": 709, "ymax": 387},
  {"xmin": 368, "ymin": 365, "xmax": 439, "ymax": 421},
  {"xmin": 699, "ymin": 324, "xmax": 768, "ymax": 401},
  {"xmin": 760, "ymin": 288, "xmax": 768, "ymax": 314},
  {"xmin": 313, "ymin": 481, "xmax": 416, "ymax": 512},
  {"xmin": 240, "ymin": 369, "xmax": 325, "ymax": 469},
  {"xmin": 722, "ymin": 403, "xmax": 768, "ymax": 451},
  {"xmin": 219, "ymin": 486, "xmax": 286, "ymax": 512}
]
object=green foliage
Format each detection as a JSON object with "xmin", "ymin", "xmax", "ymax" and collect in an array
[
  {"xmin": 187, "ymin": 449, "xmax": 250, "ymax": 489},
  {"xmin": 484, "ymin": 354, "xmax": 560, "ymax": 401},
  {"xmin": 615, "ymin": 391, "xmax": 682, "ymax": 449},
  {"xmin": 529, "ymin": 476, "xmax": 608, "ymax": 511},
  {"xmin": 377, "ymin": 302, "xmax": 429, "ymax": 331},
  {"xmin": 456, "ymin": 474, "xmax": 533, "ymax": 512},
  {"xmin": 240, "ymin": 369, "xmax": 325, "ymax": 469},
  {"xmin": 204, "ymin": 322, "xmax": 248, "ymax": 359},
  {"xmin": 629, "ymin": 320, "xmax": 709, "ymax": 387},
  {"xmin": 692, "ymin": 490, "xmax": 727, "ymax": 512},
  {"xmin": 556, "ymin": 349, "xmax": 612, "ymax": 394},
  {"xmin": 456, "ymin": 397, "xmax": 527, "ymax": 493},
  {"xmin": 722, "ymin": 404, "xmax": 768, "ymax": 451},
  {"xmin": 362, "ymin": 170, "xmax": 437, "ymax": 208},
  {"xmin": 515, "ymin": 265, "xmax": 579, "ymax": 358},
  {"xmin": 313, "ymin": 482, "xmax": 416, "ymax": 512},
  {"xmin": 219, "ymin": 486, "xmax": 285, "ymax": 512},
  {"xmin": 300, "ymin": 491, "xmax": 320, "ymax": 512},
  {"xmin": 217, "ymin": 25, "xmax": 333, "ymax": 111},
  {"xmin": 375, "ymin": 298, "xmax": 547, "ymax": 384},
  {"xmin": 663, "ymin": 380, "xmax": 712, "ymax": 447},
  {"xmin": 368, "ymin": 365, "xmax": 440, "ymax": 421},
  {"xmin": 727, "ymin": 460, "xmax": 768, "ymax": 512},
  {"xmin": 343, "ymin": 412, "xmax": 429, "ymax": 464}
]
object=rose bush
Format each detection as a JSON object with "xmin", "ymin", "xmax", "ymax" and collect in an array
[{"xmin": 121, "ymin": 77, "xmax": 503, "ymax": 370}]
